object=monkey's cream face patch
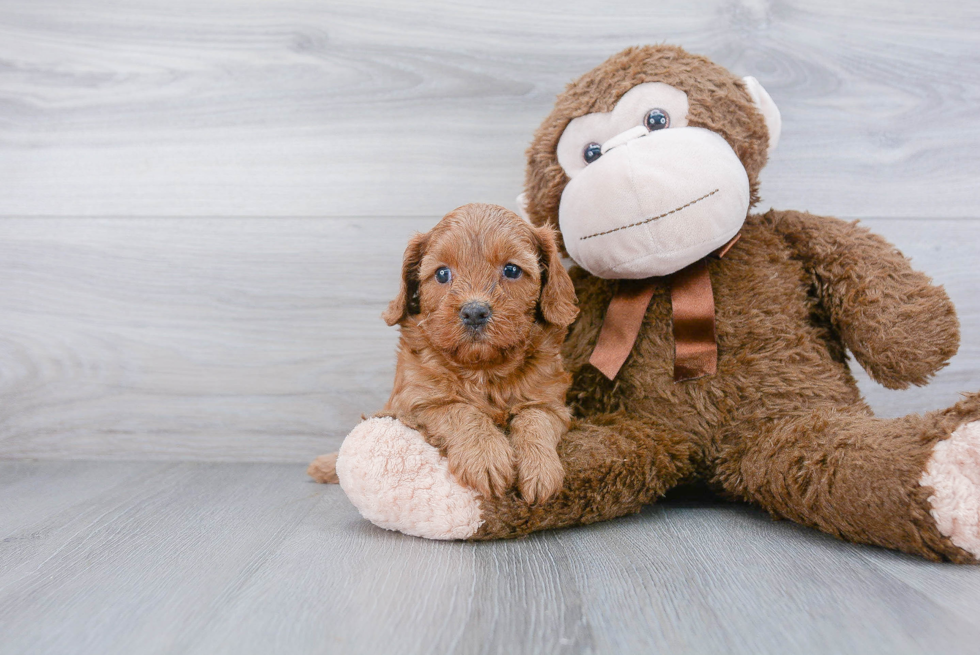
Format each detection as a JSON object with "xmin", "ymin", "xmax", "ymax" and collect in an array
[
  {"xmin": 557, "ymin": 83, "xmax": 690, "ymax": 179},
  {"xmin": 559, "ymin": 127, "xmax": 749, "ymax": 278},
  {"xmin": 555, "ymin": 82, "xmax": 751, "ymax": 279}
]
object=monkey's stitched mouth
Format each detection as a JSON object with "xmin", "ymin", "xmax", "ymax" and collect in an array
[{"xmin": 579, "ymin": 189, "xmax": 719, "ymax": 241}]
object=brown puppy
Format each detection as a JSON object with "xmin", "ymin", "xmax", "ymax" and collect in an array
[{"xmin": 310, "ymin": 203, "xmax": 578, "ymax": 502}]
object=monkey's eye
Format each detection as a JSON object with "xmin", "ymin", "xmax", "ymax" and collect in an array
[
  {"xmin": 582, "ymin": 142, "xmax": 602, "ymax": 164},
  {"xmin": 502, "ymin": 263, "xmax": 523, "ymax": 280},
  {"xmin": 644, "ymin": 108, "xmax": 670, "ymax": 131},
  {"xmin": 435, "ymin": 267, "xmax": 452, "ymax": 284}
]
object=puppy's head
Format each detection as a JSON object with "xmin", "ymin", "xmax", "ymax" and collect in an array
[{"xmin": 383, "ymin": 203, "xmax": 578, "ymax": 366}]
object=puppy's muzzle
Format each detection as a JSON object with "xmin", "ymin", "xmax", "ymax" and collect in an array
[{"xmin": 460, "ymin": 301, "xmax": 492, "ymax": 329}]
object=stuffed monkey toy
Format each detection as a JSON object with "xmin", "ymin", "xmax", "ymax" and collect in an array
[{"xmin": 320, "ymin": 45, "xmax": 980, "ymax": 562}]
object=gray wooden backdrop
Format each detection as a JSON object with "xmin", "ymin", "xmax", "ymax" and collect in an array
[{"xmin": 1, "ymin": 0, "xmax": 978, "ymax": 462}]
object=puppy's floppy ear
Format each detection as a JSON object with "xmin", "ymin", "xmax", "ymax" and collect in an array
[
  {"xmin": 534, "ymin": 224, "xmax": 578, "ymax": 328},
  {"xmin": 382, "ymin": 232, "xmax": 429, "ymax": 326}
]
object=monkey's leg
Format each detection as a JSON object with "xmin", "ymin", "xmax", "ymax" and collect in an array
[
  {"xmin": 474, "ymin": 413, "xmax": 699, "ymax": 539},
  {"xmin": 715, "ymin": 395, "xmax": 980, "ymax": 562},
  {"xmin": 334, "ymin": 414, "xmax": 697, "ymax": 540}
]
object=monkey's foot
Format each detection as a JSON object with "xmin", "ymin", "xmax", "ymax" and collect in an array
[
  {"xmin": 921, "ymin": 420, "xmax": 980, "ymax": 558},
  {"xmin": 335, "ymin": 417, "xmax": 484, "ymax": 540}
]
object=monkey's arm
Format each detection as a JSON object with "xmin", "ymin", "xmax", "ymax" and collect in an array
[{"xmin": 765, "ymin": 209, "xmax": 959, "ymax": 389}]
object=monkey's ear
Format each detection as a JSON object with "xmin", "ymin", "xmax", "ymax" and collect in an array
[
  {"xmin": 515, "ymin": 192, "xmax": 531, "ymax": 222},
  {"xmin": 382, "ymin": 232, "xmax": 429, "ymax": 327},
  {"xmin": 534, "ymin": 224, "xmax": 578, "ymax": 328},
  {"xmin": 742, "ymin": 76, "xmax": 781, "ymax": 156}
]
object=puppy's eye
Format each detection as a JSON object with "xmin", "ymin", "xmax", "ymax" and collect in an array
[
  {"xmin": 644, "ymin": 108, "xmax": 669, "ymax": 131},
  {"xmin": 502, "ymin": 263, "xmax": 522, "ymax": 280},
  {"xmin": 583, "ymin": 142, "xmax": 602, "ymax": 164},
  {"xmin": 435, "ymin": 267, "xmax": 452, "ymax": 284}
]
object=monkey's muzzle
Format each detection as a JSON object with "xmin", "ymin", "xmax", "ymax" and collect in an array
[{"xmin": 558, "ymin": 127, "xmax": 750, "ymax": 279}]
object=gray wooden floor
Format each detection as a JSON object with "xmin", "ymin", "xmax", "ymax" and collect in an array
[
  {"xmin": 1, "ymin": 1, "xmax": 979, "ymax": 653},
  {"xmin": 4, "ymin": 461, "xmax": 980, "ymax": 655}
]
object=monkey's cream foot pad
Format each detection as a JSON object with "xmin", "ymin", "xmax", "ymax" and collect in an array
[
  {"xmin": 923, "ymin": 420, "xmax": 980, "ymax": 558},
  {"xmin": 336, "ymin": 417, "xmax": 484, "ymax": 539}
]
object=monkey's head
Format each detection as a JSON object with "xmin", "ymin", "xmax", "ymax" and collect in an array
[{"xmin": 522, "ymin": 45, "xmax": 781, "ymax": 279}]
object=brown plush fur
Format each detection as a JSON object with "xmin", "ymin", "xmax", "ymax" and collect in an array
[
  {"xmin": 465, "ymin": 45, "xmax": 979, "ymax": 562},
  {"xmin": 382, "ymin": 203, "xmax": 579, "ymax": 501}
]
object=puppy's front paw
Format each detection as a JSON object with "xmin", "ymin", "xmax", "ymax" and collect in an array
[
  {"xmin": 516, "ymin": 446, "xmax": 564, "ymax": 504},
  {"xmin": 447, "ymin": 436, "xmax": 516, "ymax": 498}
]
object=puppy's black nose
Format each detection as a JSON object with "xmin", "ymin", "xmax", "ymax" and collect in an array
[{"xmin": 460, "ymin": 301, "xmax": 492, "ymax": 328}]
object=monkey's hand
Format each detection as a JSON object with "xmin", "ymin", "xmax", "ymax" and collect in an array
[{"xmin": 767, "ymin": 209, "xmax": 959, "ymax": 389}]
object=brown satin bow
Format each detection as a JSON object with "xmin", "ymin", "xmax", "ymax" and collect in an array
[{"xmin": 588, "ymin": 234, "xmax": 739, "ymax": 382}]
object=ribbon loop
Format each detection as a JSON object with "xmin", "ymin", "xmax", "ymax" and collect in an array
[{"xmin": 587, "ymin": 233, "xmax": 739, "ymax": 382}]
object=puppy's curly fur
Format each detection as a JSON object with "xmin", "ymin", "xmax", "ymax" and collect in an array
[{"xmin": 310, "ymin": 203, "xmax": 578, "ymax": 502}]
